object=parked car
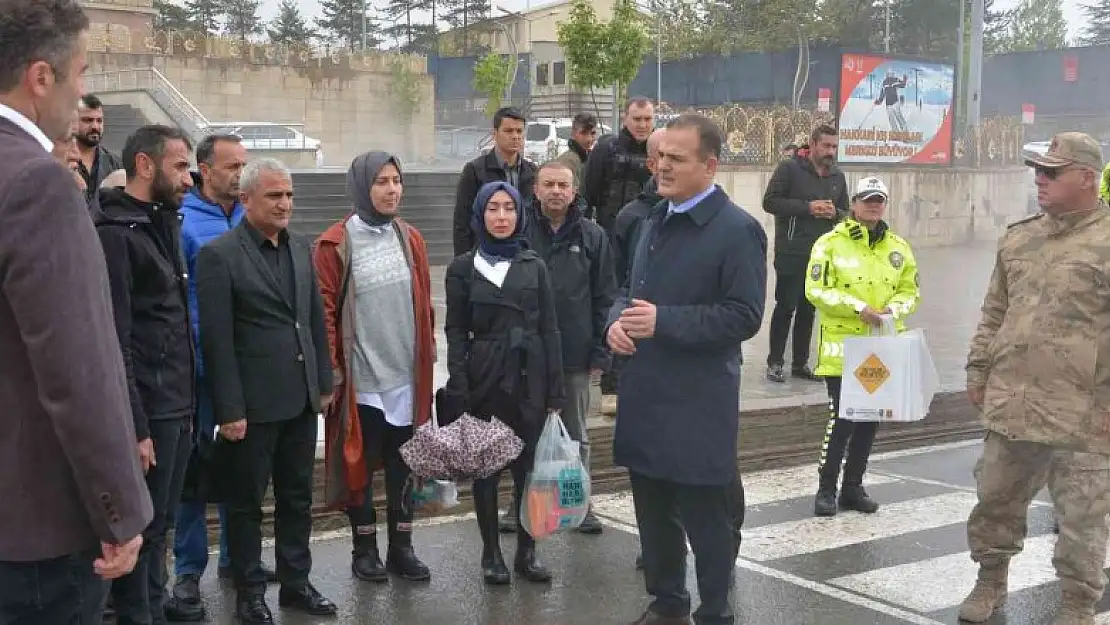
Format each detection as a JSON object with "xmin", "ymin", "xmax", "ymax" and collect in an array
[
  {"xmin": 200, "ymin": 122, "xmax": 323, "ymax": 164},
  {"xmin": 524, "ymin": 117, "xmax": 611, "ymax": 164}
]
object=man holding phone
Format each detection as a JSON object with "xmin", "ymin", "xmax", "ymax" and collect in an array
[{"xmin": 762, "ymin": 124, "xmax": 848, "ymax": 384}]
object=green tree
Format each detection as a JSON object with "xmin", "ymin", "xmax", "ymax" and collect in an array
[
  {"xmin": 389, "ymin": 57, "xmax": 425, "ymax": 158},
  {"xmin": 317, "ymin": 0, "xmax": 381, "ymax": 51},
  {"xmin": 268, "ymin": 0, "xmax": 315, "ymax": 45},
  {"xmin": 154, "ymin": 0, "xmax": 195, "ymax": 31},
  {"xmin": 472, "ymin": 52, "xmax": 512, "ymax": 117},
  {"xmin": 811, "ymin": 0, "xmax": 878, "ymax": 50},
  {"xmin": 382, "ymin": 0, "xmax": 432, "ymax": 50},
  {"xmin": 1006, "ymin": 0, "xmax": 1068, "ymax": 50},
  {"xmin": 442, "ymin": 0, "xmax": 491, "ymax": 57},
  {"xmin": 556, "ymin": 0, "xmax": 651, "ymax": 102},
  {"xmin": 184, "ymin": 0, "xmax": 221, "ymax": 34},
  {"xmin": 607, "ymin": 0, "xmax": 652, "ymax": 96},
  {"xmin": 1080, "ymin": 0, "xmax": 1110, "ymax": 45},
  {"xmin": 222, "ymin": 0, "xmax": 263, "ymax": 40}
]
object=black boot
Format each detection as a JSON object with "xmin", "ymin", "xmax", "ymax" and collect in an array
[
  {"xmin": 839, "ymin": 484, "xmax": 879, "ymax": 513},
  {"xmin": 473, "ymin": 478, "xmax": 510, "ymax": 585},
  {"xmin": 514, "ymin": 526, "xmax": 552, "ymax": 583},
  {"xmin": 814, "ymin": 472, "xmax": 838, "ymax": 517},
  {"xmin": 510, "ymin": 473, "xmax": 551, "ymax": 583},
  {"xmin": 386, "ymin": 522, "xmax": 431, "ymax": 581},
  {"xmin": 499, "ymin": 498, "xmax": 518, "ymax": 533},
  {"xmin": 351, "ymin": 526, "xmax": 388, "ymax": 583}
]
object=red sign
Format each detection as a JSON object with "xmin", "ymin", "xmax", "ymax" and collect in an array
[
  {"xmin": 1021, "ymin": 104, "xmax": 1035, "ymax": 125},
  {"xmin": 1063, "ymin": 56, "xmax": 1079, "ymax": 82},
  {"xmin": 835, "ymin": 53, "xmax": 955, "ymax": 165},
  {"xmin": 817, "ymin": 88, "xmax": 831, "ymax": 113}
]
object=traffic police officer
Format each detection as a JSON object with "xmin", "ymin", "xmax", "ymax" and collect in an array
[{"xmin": 804, "ymin": 176, "xmax": 920, "ymax": 517}]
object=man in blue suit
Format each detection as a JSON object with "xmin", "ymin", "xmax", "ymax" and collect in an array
[
  {"xmin": 608, "ymin": 114, "xmax": 767, "ymax": 625},
  {"xmin": 164, "ymin": 134, "xmax": 275, "ymax": 621}
]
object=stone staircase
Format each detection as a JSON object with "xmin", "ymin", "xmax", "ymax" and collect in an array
[
  {"xmin": 100, "ymin": 103, "xmax": 149, "ymax": 156},
  {"xmin": 290, "ymin": 170, "xmax": 458, "ymax": 265}
]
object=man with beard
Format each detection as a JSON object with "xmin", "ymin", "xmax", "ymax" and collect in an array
[
  {"xmin": 523, "ymin": 160, "xmax": 615, "ymax": 535},
  {"xmin": 164, "ymin": 133, "xmax": 262, "ymax": 623},
  {"xmin": 76, "ymin": 93, "xmax": 122, "ymax": 201},
  {"xmin": 762, "ymin": 124, "xmax": 847, "ymax": 384},
  {"xmin": 95, "ymin": 125, "xmax": 197, "ymax": 625}
]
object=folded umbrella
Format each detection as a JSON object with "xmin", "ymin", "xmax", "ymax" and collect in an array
[{"xmin": 400, "ymin": 390, "xmax": 524, "ymax": 480}]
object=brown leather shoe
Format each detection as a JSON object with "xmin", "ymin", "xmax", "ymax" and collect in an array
[{"xmin": 628, "ymin": 609, "xmax": 693, "ymax": 625}]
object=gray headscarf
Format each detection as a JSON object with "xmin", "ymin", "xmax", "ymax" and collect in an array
[{"xmin": 346, "ymin": 150, "xmax": 403, "ymax": 227}]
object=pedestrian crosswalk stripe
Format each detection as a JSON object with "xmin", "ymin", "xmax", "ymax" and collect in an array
[
  {"xmin": 739, "ymin": 464, "xmax": 901, "ymax": 507},
  {"xmin": 825, "ymin": 533, "xmax": 1110, "ymax": 612},
  {"xmin": 739, "ymin": 492, "xmax": 978, "ymax": 561}
]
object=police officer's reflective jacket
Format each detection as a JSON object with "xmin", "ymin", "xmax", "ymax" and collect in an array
[
  {"xmin": 581, "ymin": 128, "xmax": 650, "ymax": 233},
  {"xmin": 804, "ymin": 218, "xmax": 920, "ymax": 377}
]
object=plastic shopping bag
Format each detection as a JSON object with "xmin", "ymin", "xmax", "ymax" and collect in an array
[
  {"xmin": 840, "ymin": 316, "xmax": 935, "ymax": 422},
  {"xmin": 520, "ymin": 412, "xmax": 590, "ymax": 539},
  {"xmin": 403, "ymin": 476, "xmax": 460, "ymax": 516}
]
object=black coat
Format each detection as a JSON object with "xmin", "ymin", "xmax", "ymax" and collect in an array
[
  {"xmin": 443, "ymin": 250, "xmax": 564, "ymax": 445},
  {"xmin": 613, "ymin": 177, "xmax": 662, "ymax": 288},
  {"xmin": 761, "ymin": 155, "xmax": 848, "ymax": 268},
  {"xmin": 94, "ymin": 188, "xmax": 195, "ymax": 440},
  {"xmin": 196, "ymin": 222, "xmax": 332, "ymax": 425},
  {"xmin": 524, "ymin": 196, "xmax": 615, "ymax": 373},
  {"xmin": 608, "ymin": 187, "xmax": 767, "ymax": 486},
  {"xmin": 452, "ymin": 152, "xmax": 537, "ymax": 256},
  {"xmin": 581, "ymin": 128, "xmax": 650, "ymax": 233}
]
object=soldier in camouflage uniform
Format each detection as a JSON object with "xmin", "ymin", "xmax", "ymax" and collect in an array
[{"xmin": 961, "ymin": 132, "xmax": 1110, "ymax": 625}]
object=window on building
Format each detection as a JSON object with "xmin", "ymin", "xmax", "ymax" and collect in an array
[
  {"xmin": 553, "ymin": 61, "xmax": 566, "ymax": 86},
  {"xmin": 537, "ymin": 63, "xmax": 549, "ymax": 86}
]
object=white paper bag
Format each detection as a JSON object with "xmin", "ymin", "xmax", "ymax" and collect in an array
[{"xmin": 839, "ymin": 316, "xmax": 935, "ymax": 422}]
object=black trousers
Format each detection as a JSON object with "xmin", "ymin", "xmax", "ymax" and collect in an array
[
  {"xmin": 226, "ymin": 409, "xmax": 317, "ymax": 593},
  {"xmin": 345, "ymin": 405, "xmax": 415, "ymax": 549},
  {"xmin": 767, "ymin": 264, "xmax": 816, "ymax": 368},
  {"xmin": 631, "ymin": 472, "xmax": 738, "ymax": 625},
  {"xmin": 0, "ymin": 548, "xmax": 105, "ymax": 625},
  {"xmin": 818, "ymin": 376, "xmax": 879, "ymax": 490},
  {"xmin": 111, "ymin": 417, "xmax": 191, "ymax": 625}
]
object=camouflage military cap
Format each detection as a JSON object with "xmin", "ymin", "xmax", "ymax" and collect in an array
[{"xmin": 1023, "ymin": 132, "xmax": 1104, "ymax": 172}]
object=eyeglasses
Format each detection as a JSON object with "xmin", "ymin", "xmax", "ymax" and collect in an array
[{"xmin": 1033, "ymin": 164, "xmax": 1075, "ymax": 180}]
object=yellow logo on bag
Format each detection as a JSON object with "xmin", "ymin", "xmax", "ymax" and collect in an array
[{"xmin": 854, "ymin": 354, "xmax": 890, "ymax": 394}]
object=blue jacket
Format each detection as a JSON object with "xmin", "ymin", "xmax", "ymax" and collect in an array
[{"xmin": 180, "ymin": 187, "xmax": 244, "ymax": 377}]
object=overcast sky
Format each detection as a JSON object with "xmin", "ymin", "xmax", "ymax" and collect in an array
[
  {"xmin": 996, "ymin": 0, "xmax": 1085, "ymax": 40},
  {"xmin": 258, "ymin": 0, "xmax": 1089, "ymax": 42}
]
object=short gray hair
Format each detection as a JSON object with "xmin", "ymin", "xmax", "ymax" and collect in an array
[{"xmin": 239, "ymin": 158, "xmax": 291, "ymax": 194}]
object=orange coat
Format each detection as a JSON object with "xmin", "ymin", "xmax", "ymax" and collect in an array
[{"xmin": 314, "ymin": 216, "xmax": 435, "ymax": 510}]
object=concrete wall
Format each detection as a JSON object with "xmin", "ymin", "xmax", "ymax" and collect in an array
[
  {"xmin": 89, "ymin": 52, "xmax": 436, "ymax": 168},
  {"xmin": 717, "ymin": 165, "xmax": 1031, "ymax": 248}
]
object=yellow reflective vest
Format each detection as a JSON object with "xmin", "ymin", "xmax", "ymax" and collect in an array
[
  {"xmin": 805, "ymin": 219, "xmax": 921, "ymax": 377},
  {"xmin": 1100, "ymin": 161, "xmax": 1110, "ymax": 204}
]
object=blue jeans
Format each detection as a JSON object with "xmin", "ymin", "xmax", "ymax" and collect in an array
[{"xmin": 172, "ymin": 386, "xmax": 229, "ymax": 576}]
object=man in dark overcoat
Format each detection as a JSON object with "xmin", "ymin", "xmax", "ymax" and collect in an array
[{"xmin": 607, "ymin": 114, "xmax": 767, "ymax": 625}]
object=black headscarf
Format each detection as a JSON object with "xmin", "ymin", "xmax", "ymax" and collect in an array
[
  {"xmin": 346, "ymin": 150, "xmax": 402, "ymax": 227},
  {"xmin": 471, "ymin": 181, "xmax": 524, "ymax": 262}
]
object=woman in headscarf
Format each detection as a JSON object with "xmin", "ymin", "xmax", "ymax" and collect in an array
[
  {"xmin": 314, "ymin": 151, "xmax": 436, "ymax": 584},
  {"xmin": 442, "ymin": 181, "xmax": 565, "ymax": 585}
]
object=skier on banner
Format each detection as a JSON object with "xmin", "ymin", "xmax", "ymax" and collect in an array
[{"xmin": 875, "ymin": 69, "xmax": 908, "ymax": 133}]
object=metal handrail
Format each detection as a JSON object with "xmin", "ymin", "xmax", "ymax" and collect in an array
[{"xmin": 85, "ymin": 67, "xmax": 209, "ymax": 138}]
